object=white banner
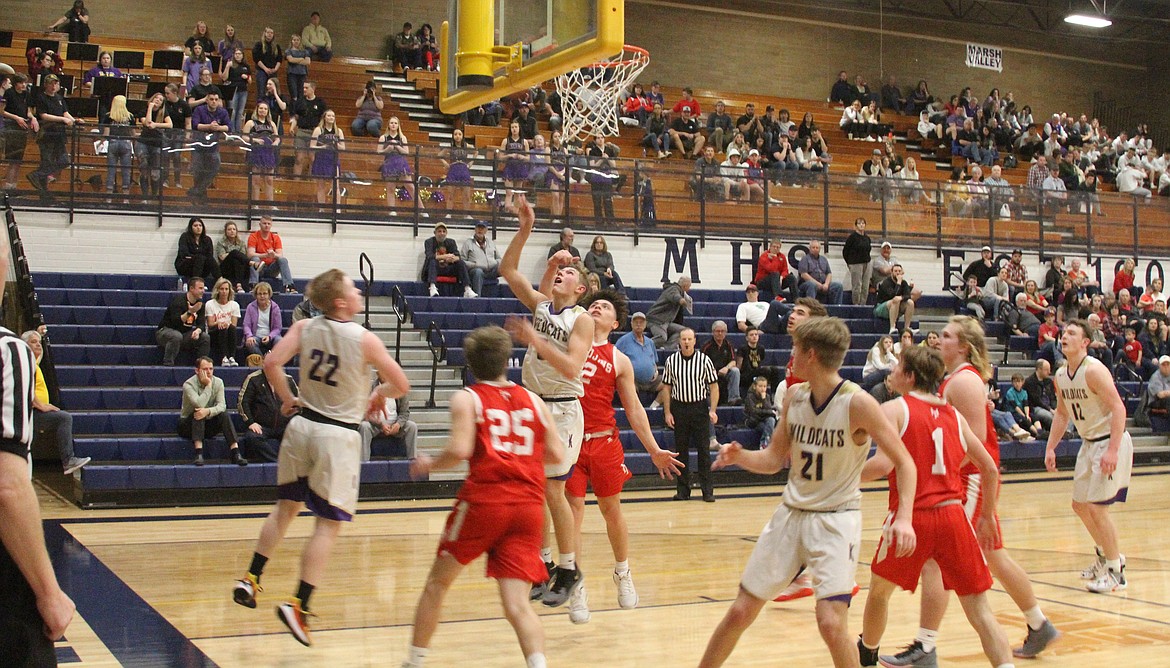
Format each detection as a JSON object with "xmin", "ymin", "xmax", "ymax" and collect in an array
[{"xmin": 965, "ymin": 43, "xmax": 1003, "ymax": 72}]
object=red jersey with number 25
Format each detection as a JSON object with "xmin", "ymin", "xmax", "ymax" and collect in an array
[
  {"xmin": 938, "ymin": 363, "xmax": 1000, "ymax": 470},
  {"xmin": 888, "ymin": 393, "xmax": 969, "ymax": 512},
  {"xmin": 580, "ymin": 342, "xmax": 618, "ymax": 434},
  {"xmin": 458, "ymin": 382, "xmax": 550, "ymax": 506}
]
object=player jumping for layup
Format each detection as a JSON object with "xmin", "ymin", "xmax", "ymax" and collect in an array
[
  {"xmin": 700, "ymin": 317, "xmax": 918, "ymax": 668},
  {"xmin": 400, "ymin": 326, "xmax": 565, "ymax": 668},
  {"xmin": 858, "ymin": 346, "xmax": 1016, "ymax": 668},
  {"xmin": 232, "ymin": 269, "xmax": 410, "ymax": 646},
  {"xmin": 1046, "ymin": 319, "xmax": 1134, "ymax": 594},
  {"xmin": 501, "ymin": 193, "xmax": 595, "ymax": 609}
]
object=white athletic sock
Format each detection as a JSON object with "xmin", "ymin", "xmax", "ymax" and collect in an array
[
  {"xmin": 915, "ymin": 628, "xmax": 938, "ymax": 653},
  {"xmin": 861, "ymin": 637, "xmax": 879, "ymax": 651},
  {"xmin": 1106, "ymin": 558, "xmax": 1122, "ymax": 572},
  {"xmin": 405, "ymin": 646, "xmax": 429, "ymax": 666},
  {"xmin": 559, "ymin": 553, "xmax": 576, "ymax": 570},
  {"xmin": 540, "ymin": 547, "xmax": 553, "ymax": 564},
  {"xmin": 1023, "ymin": 605, "xmax": 1046, "ymax": 630},
  {"xmin": 614, "ymin": 560, "xmax": 630, "ymax": 575},
  {"xmin": 526, "ymin": 652, "xmax": 547, "ymax": 668}
]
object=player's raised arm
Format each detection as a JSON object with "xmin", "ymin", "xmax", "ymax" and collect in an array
[
  {"xmin": 1044, "ymin": 375, "xmax": 1072, "ymax": 472},
  {"xmin": 500, "ymin": 194, "xmax": 547, "ymax": 310},
  {"xmin": 411, "ymin": 389, "xmax": 476, "ymax": 478},
  {"xmin": 614, "ymin": 348, "xmax": 683, "ymax": 478},
  {"xmin": 854, "ymin": 391, "xmax": 917, "ymax": 557},
  {"xmin": 716, "ymin": 385, "xmax": 796, "ymax": 475},
  {"xmin": 538, "ymin": 250, "xmax": 576, "ymax": 296},
  {"xmin": 505, "ymin": 309, "xmax": 595, "ymax": 381},
  {"xmin": 1084, "ymin": 360, "xmax": 1128, "ymax": 476}
]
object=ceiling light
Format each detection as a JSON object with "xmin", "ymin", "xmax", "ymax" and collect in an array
[{"xmin": 1064, "ymin": 13, "xmax": 1113, "ymax": 28}]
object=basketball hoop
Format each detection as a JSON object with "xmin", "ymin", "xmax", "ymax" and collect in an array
[{"xmin": 555, "ymin": 45, "xmax": 650, "ymax": 141}]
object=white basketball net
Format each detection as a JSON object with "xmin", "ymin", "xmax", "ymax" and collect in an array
[{"xmin": 555, "ymin": 46, "xmax": 650, "ymax": 141}]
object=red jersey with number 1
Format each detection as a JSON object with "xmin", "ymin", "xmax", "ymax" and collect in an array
[
  {"xmin": 938, "ymin": 363, "xmax": 1000, "ymax": 469},
  {"xmin": 458, "ymin": 382, "xmax": 549, "ymax": 506},
  {"xmin": 888, "ymin": 393, "xmax": 968, "ymax": 511},
  {"xmin": 580, "ymin": 342, "xmax": 618, "ymax": 434}
]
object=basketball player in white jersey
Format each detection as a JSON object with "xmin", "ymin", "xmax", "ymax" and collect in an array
[
  {"xmin": 1045, "ymin": 319, "xmax": 1133, "ymax": 593},
  {"xmin": 700, "ymin": 317, "xmax": 918, "ymax": 668},
  {"xmin": 559, "ymin": 289, "xmax": 684, "ymax": 622},
  {"xmin": 232, "ymin": 269, "xmax": 411, "ymax": 646},
  {"xmin": 501, "ymin": 193, "xmax": 596, "ymax": 608}
]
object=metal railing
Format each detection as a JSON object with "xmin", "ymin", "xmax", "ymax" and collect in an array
[
  {"xmin": 358, "ymin": 251, "xmax": 373, "ymax": 330},
  {"xmin": 7, "ymin": 125, "xmax": 1170, "ymax": 258},
  {"xmin": 389, "ymin": 285, "xmax": 412, "ymax": 362},
  {"xmin": 2, "ymin": 194, "xmax": 59, "ymax": 402},
  {"xmin": 424, "ymin": 321, "xmax": 447, "ymax": 409}
]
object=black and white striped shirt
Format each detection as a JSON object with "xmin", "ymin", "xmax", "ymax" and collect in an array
[
  {"xmin": 0, "ymin": 327, "xmax": 35, "ymax": 467},
  {"xmin": 662, "ymin": 350, "xmax": 718, "ymax": 403}
]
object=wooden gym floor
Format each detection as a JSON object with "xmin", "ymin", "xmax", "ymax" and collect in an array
[{"xmin": 35, "ymin": 467, "xmax": 1170, "ymax": 666}]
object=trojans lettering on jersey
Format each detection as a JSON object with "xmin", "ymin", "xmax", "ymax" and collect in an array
[{"xmin": 580, "ymin": 342, "xmax": 618, "ymax": 434}]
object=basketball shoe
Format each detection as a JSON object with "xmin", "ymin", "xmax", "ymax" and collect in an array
[
  {"xmin": 232, "ymin": 573, "xmax": 262, "ymax": 608},
  {"xmin": 878, "ymin": 641, "xmax": 938, "ymax": 667},
  {"xmin": 858, "ymin": 637, "xmax": 880, "ymax": 667},
  {"xmin": 613, "ymin": 569, "xmax": 638, "ymax": 609},
  {"xmin": 542, "ymin": 565, "xmax": 583, "ymax": 607},
  {"xmin": 1080, "ymin": 546, "xmax": 1106, "ymax": 580},
  {"xmin": 277, "ymin": 599, "xmax": 314, "ymax": 646},
  {"xmin": 772, "ymin": 572, "xmax": 813, "ymax": 602},
  {"xmin": 1086, "ymin": 563, "xmax": 1127, "ymax": 593},
  {"xmin": 531, "ymin": 561, "xmax": 554, "ymax": 601},
  {"xmin": 1012, "ymin": 619, "xmax": 1061, "ymax": 658},
  {"xmin": 568, "ymin": 583, "xmax": 591, "ymax": 624}
]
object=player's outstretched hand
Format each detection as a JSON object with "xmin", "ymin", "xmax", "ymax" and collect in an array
[
  {"xmin": 504, "ymin": 315, "xmax": 537, "ymax": 346},
  {"xmin": 890, "ymin": 517, "xmax": 916, "ymax": 558},
  {"xmin": 712, "ymin": 441, "xmax": 743, "ymax": 471},
  {"xmin": 409, "ymin": 454, "xmax": 434, "ymax": 480},
  {"xmin": 1044, "ymin": 448, "xmax": 1057, "ymax": 473},
  {"xmin": 507, "ymin": 193, "xmax": 536, "ymax": 232},
  {"xmin": 651, "ymin": 448, "xmax": 684, "ymax": 480},
  {"xmin": 280, "ymin": 396, "xmax": 302, "ymax": 417},
  {"xmin": 548, "ymin": 249, "xmax": 574, "ymax": 269}
]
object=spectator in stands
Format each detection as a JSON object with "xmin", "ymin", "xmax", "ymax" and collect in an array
[
  {"xmin": 461, "ymin": 222, "xmax": 500, "ymax": 296},
  {"xmin": 82, "ymin": 51, "xmax": 124, "ymax": 120},
  {"xmin": 185, "ymin": 21, "xmax": 215, "ymax": 56},
  {"xmin": 350, "ymin": 80, "xmax": 384, "ymax": 136},
  {"xmin": 1117, "ymin": 159, "xmax": 1152, "ymax": 200},
  {"xmin": 669, "ymin": 107, "xmax": 704, "ymax": 159},
  {"xmin": 417, "ymin": 24, "xmax": 440, "ymax": 71},
  {"xmin": 174, "ymin": 217, "xmax": 218, "ymax": 283},
  {"xmin": 852, "ymin": 74, "xmax": 878, "ymax": 106},
  {"xmin": 1139, "ymin": 278, "xmax": 1165, "ymax": 312},
  {"xmin": 735, "ymin": 284, "xmax": 768, "ymax": 332},
  {"xmin": 26, "ymin": 75, "xmax": 73, "ymax": 194},
  {"xmin": 1041, "ymin": 255, "xmax": 1065, "ymax": 297},
  {"xmin": 162, "ymin": 83, "xmax": 191, "ymax": 188},
  {"xmin": 252, "ymin": 27, "xmax": 284, "ymax": 101},
  {"xmin": 424, "ymin": 222, "xmax": 476, "ymax": 298},
  {"xmin": 895, "ymin": 156, "xmax": 928, "ymax": 203},
  {"xmin": 99, "ymin": 94, "xmax": 136, "ymax": 195},
  {"xmin": 797, "ymin": 240, "xmax": 843, "ymax": 304},
  {"xmin": 360, "ymin": 395, "xmax": 417, "ymax": 461},
  {"xmin": 957, "ymin": 274, "xmax": 986, "ymax": 320},
  {"xmin": 1120, "ymin": 325, "xmax": 1155, "ymax": 381},
  {"xmin": 236, "ymin": 366, "xmax": 297, "ymax": 463},
  {"xmin": 547, "ymin": 227, "xmax": 581, "ymax": 259},
  {"xmin": 584, "ymin": 235, "xmax": 623, "ymax": 292},
  {"xmin": 299, "ymin": 12, "xmax": 333, "ymax": 62},
  {"xmin": 880, "ymin": 75, "xmax": 904, "ymax": 112},
  {"xmin": 391, "ymin": 23, "xmax": 422, "ymax": 70},
  {"xmin": 692, "ymin": 144, "xmax": 729, "ymax": 201},
  {"xmin": 21, "ymin": 330, "xmax": 89, "ymax": 475},
  {"xmin": 706, "ymin": 100, "xmax": 734, "ymax": 152},
  {"xmin": 1067, "ymin": 257, "xmax": 1099, "ymax": 296},
  {"xmin": 242, "ymin": 282, "xmax": 283, "ymax": 360},
  {"xmin": 205, "ymin": 277, "xmax": 241, "ymax": 367},
  {"xmin": 701, "ymin": 321, "xmax": 740, "ymax": 405},
  {"xmin": 290, "ymin": 82, "xmax": 326, "ymax": 176},
  {"xmin": 981, "ymin": 265, "xmax": 1012, "ymax": 320},
  {"xmin": 874, "ymin": 263, "xmax": 916, "ymax": 335},
  {"xmin": 1146, "ymin": 356, "xmax": 1170, "ymax": 416},
  {"xmin": 218, "ymin": 25, "xmax": 245, "ymax": 62},
  {"xmin": 310, "ymin": 109, "xmax": 344, "ymax": 205},
  {"xmin": 1114, "ymin": 257, "xmax": 1142, "ymax": 301},
  {"xmin": 498, "ymin": 119, "xmax": 530, "ymax": 208},
  {"xmin": 135, "ymin": 93, "xmax": 170, "ymax": 197},
  {"xmin": 180, "ymin": 357, "xmax": 245, "ymax": 466},
  {"xmin": 220, "ymin": 48, "xmax": 251, "ymax": 132},
  {"xmin": 1041, "ymin": 159, "xmax": 1068, "ymax": 211},
  {"xmin": 829, "ymin": 70, "xmax": 852, "ymax": 105},
  {"xmin": 616, "ymin": 311, "xmax": 668, "ymax": 408},
  {"xmin": 1003, "ymin": 374, "xmax": 1041, "ymax": 438},
  {"xmin": 893, "ymin": 328, "xmax": 914, "ymax": 355},
  {"xmin": 1003, "ymin": 247, "xmax": 1029, "ymax": 292},
  {"xmin": 515, "ymin": 102, "xmax": 537, "ymax": 140},
  {"xmin": 1024, "ymin": 358, "xmax": 1057, "ymax": 435},
  {"xmin": 284, "ymin": 36, "xmax": 311, "ymax": 105},
  {"xmin": 842, "ymin": 217, "xmax": 873, "ymax": 305},
  {"xmin": 671, "ymin": 86, "xmax": 700, "ymax": 117},
  {"xmin": 861, "ymin": 334, "xmax": 897, "ymax": 390},
  {"xmin": 734, "ymin": 103, "xmax": 764, "ymax": 147},
  {"xmin": 646, "ymin": 276, "xmax": 692, "ymax": 349},
  {"xmin": 440, "ymin": 128, "xmax": 475, "ymax": 215},
  {"xmin": 247, "ymin": 215, "xmax": 296, "ymax": 293},
  {"xmin": 586, "ymin": 135, "xmax": 620, "ymax": 227},
  {"xmin": 743, "ymin": 376, "xmax": 777, "ymax": 446},
  {"xmin": 157, "ymin": 278, "xmax": 211, "ymax": 366},
  {"xmin": 186, "ymin": 66, "xmax": 220, "ymax": 109},
  {"xmin": 215, "ymin": 221, "xmax": 248, "ymax": 293},
  {"xmin": 377, "ymin": 115, "xmax": 416, "ymax": 211},
  {"xmin": 243, "ymin": 101, "xmax": 279, "ymax": 202},
  {"xmin": 963, "ymin": 244, "xmax": 998, "ymax": 289},
  {"xmin": 182, "ymin": 44, "xmax": 211, "ymax": 95},
  {"xmin": 752, "ymin": 239, "xmax": 793, "ymax": 304},
  {"xmin": 983, "ymin": 164, "xmax": 1018, "ymax": 218},
  {"xmin": 1005, "ymin": 292, "xmax": 1042, "ymax": 340},
  {"xmin": 1, "ymin": 74, "xmax": 38, "ymax": 191},
  {"xmin": 1026, "ymin": 153, "xmax": 1049, "ymax": 193},
  {"xmin": 642, "ymin": 102, "xmax": 670, "ymax": 159},
  {"xmin": 25, "ymin": 47, "xmax": 63, "ymax": 80},
  {"xmin": 48, "ymin": 1, "xmax": 91, "ymax": 43},
  {"xmin": 1140, "ymin": 317, "xmax": 1168, "ymax": 361},
  {"xmin": 187, "ymin": 89, "xmax": 230, "ymax": 200},
  {"xmin": 736, "ymin": 327, "xmax": 780, "ymax": 397},
  {"xmin": 1021, "ymin": 279, "xmax": 1049, "ymax": 316}
]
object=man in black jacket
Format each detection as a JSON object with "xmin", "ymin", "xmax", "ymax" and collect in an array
[
  {"xmin": 963, "ymin": 245, "xmax": 999, "ymax": 288},
  {"xmin": 237, "ymin": 367, "xmax": 298, "ymax": 462},
  {"xmin": 874, "ymin": 263, "xmax": 916, "ymax": 335},
  {"xmin": 843, "ymin": 217, "xmax": 873, "ymax": 305},
  {"xmin": 156, "ymin": 278, "xmax": 210, "ymax": 365},
  {"xmin": 1023, "ymin": 359, "xmax": 1056, "ymax": 435}
]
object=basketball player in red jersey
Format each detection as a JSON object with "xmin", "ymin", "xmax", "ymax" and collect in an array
[
  {"xmin": 560, "ymin": 289, "xmax": 684, "ymax": 623},
  {"xmin": 401, "ymin": 326, "xmax": 565, "ymax": 668},
  {"xmin": 880, "ymin": 316, "xmax": 1058, "ymax": 666},
  {"xmin": 857, "ymin": 346, "xmax": 1015, "ymax": 668}
]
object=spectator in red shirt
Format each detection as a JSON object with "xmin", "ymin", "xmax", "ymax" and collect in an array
[
  {"xmin": 1113, "ymin": 257, "xmax": 1143, "ymax": 302},
  {"xmin": 246, "ymin": 215, "xmax": 296, "ymax": 293},
  {"xmin": 753, "ymin": 238, "xmax": 795, "ymax": 303},
  {"xmin": 1121, "ymin": 325, "xmax": 1155, "ymax": 380},
  {"xmin": 671, "ymin": 87, "xmax": 701, "ymax": 117},
  {"xmin": 1037, "ymin": 309, "xmax": 1063, "ymax": 366}
]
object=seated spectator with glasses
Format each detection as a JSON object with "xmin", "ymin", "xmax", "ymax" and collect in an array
[{"xmin": 21, "ymin": 330, "xmax": 89, "ymax": 475}]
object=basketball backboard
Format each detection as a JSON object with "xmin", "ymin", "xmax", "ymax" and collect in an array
[{"xmin": 439, "ymin": 0, "xmax": 625, "ymax": 115}]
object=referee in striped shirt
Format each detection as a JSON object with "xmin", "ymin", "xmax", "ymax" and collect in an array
[
  {"xmin": 0, "ymin": 244, "xmax": 75, "ymax": 666},
  {"xmin": 663, "ymin": 328, "xmax": 719, "ymax": 502}
]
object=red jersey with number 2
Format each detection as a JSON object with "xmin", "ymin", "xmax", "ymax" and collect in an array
[
  {"xmin": 888, "ymin": 393, "xmax": 968, "ymax": 511},
  {"xmin": 458, "ymin": 382, "xmax": 549, "ymax": 506},
  {"xmin": 938, "ymin": 363, "xmax": 1000, "ymax": 470},
  {"xmin": 580, "ymin": 342, "xmax": 618, "ymax": 434}
]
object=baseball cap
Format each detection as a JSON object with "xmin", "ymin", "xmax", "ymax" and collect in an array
[
  {"xmin": 1160, "ymin": 355, "xmax": 1170, "ymax": 365},
  {"xmin": 981, "ymin": 245, "xmax": 992, "ymax": 252},
  {"xmin": 631, "ymin": 311, "xmax": 646, "ymax": 321},
  {"xmin": 881, "ymin": 241, "xmax": 892, "ymax": 249},
  {"xmin": 1012, "ymin": 248, "xmax": 1023, "ymax": 254},
  {"xmin": 434, "ymin": 222, "xmax": 447, "ymax": 231},
  {"xmin": 748, "ymin": 148, "xmax": 760, "ymax": 156},
  {"xmin": 474, "ymin": 221, "xmax": 487, "ymax": 228},
  {"xmin": 746, "ymin": 283, "xmax": 758, "ymax": 291},
  {"xmin": 43, "ymin": 74, "xmax": 59, "ymax": 83},
  {"xmin": 873, "ymin": 148, "xmax": 882, "ymax": 154}
]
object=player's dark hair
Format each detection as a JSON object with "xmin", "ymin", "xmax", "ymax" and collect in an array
[
  {"xmin": 580, "ymin": 288, "xmax": 628, "ymax": 331},
  {"xmin": 795, "ymin": 297, "xmax": 828, "ymax": 318},
  {"xmin": 464, "ymin": 325, "xmax": 512, "ymax": 381},
  {"xmin": 899, "ymin": 346, "xmax": 945, "ymax": 393}
]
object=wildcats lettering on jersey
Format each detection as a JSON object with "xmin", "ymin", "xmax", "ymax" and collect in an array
[
  {"xmin": 1061, "ymin": 387, "xmax": 1090, "ymax": 401},
  {"xmin": 789, "ymin": 424, "xmax": 847, "ymax": 449},
  {"xmin": 533, "ymin": 312, "xmax": 571, "ymax": 343}
]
